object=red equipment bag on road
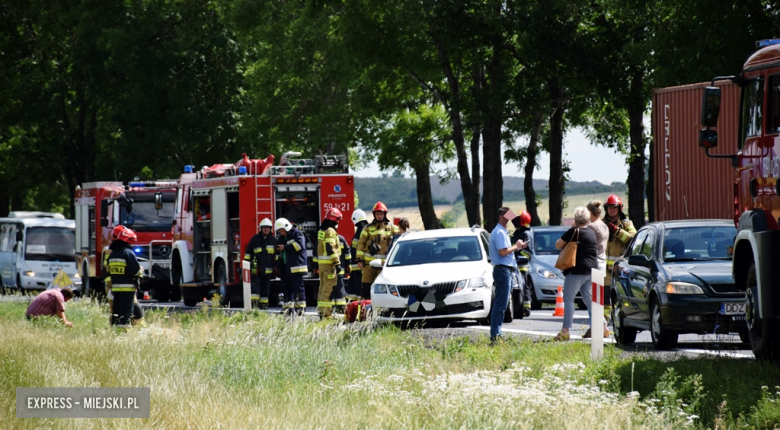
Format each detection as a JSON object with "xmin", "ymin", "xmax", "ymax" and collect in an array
[{"xmin": 345, "ymin": 300, "xmax": 372, "ymax": 322}]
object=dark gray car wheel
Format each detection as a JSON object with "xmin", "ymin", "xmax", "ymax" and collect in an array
[
  {"xmin": 650, "ymin": 298, "xmax": 678, "ymax": 350},
  {"xmin": 611, "ymin": 301, "xmax": 636, "ymax": 345},
  {"xmin": 529, "ymin": 280, "xmax": 542, "ymax": 310}
]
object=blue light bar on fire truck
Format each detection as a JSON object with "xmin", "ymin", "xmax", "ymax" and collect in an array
[
  {"xmin": 756, "ymin": 39, "xmax": 780, "ymax": 48},
  {"xmin": 127, "ymin": 181, "xmax": 178, "ymax": 188}
]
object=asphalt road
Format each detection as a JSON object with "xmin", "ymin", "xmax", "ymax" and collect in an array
[{"xmin": 136, "ymin": 300, "xmax": 754, "ymax": 360}]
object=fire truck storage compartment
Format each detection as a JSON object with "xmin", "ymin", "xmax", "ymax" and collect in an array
[
  {"xmin": 192, "ymin": 190, "xmax": 212, "ymax": 281},
  {"xmin": 275, "ymin": 182, "xmax": 319, "ymax": 258},
  {"xmin": 226, "ymin": 188, "xmax": 241, "ymax": 280}
]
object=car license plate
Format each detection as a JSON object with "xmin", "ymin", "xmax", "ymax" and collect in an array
[{"xmin": 720, "ymin": 302, "xmax": 745, "ymax": 315}]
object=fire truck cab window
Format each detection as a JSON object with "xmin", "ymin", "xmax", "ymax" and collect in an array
[
  {"xmin": 768, "ymin": 75, "xmax": 780, "ymax": 134},
  {"xmin": 741, "ymin": 78, "xmax": 764, "ymax": 144}
]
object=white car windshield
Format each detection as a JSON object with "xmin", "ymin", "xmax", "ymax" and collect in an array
[{"xmin": 386, "ymin": 236, "xmax": 482, "ymax": 266}]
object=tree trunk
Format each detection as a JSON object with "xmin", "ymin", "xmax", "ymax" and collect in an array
[
  {"xmin": 627, "ymin": 104, "xmax": 646, "ymax": 228},
  {"xmin": 428, "ymin": 23, "xmax": 478, "ymax": 227},
  {"xmin": 548, "ymin": 77, "xmax": 565, "ymax": 226},
  {"xmin": 470, "ymin": 123, "xmax": 482, "ymax": 227},
  {"xmin": 0, "ymin": 188, "xmax": 8, "ymax": 217},
  {"xmin": 524, "ymin": 111, "xmax": 544, "ymax": 226},
  {"xmin": 481, "ymin": 116, "xmax": 503, "ymax": 230},
  {"xmin": 414, "ymin": 162, "xmax": 444, "ymax": 230}
]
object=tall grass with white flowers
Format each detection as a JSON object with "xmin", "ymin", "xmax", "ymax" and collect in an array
[{"xmin": 1, "ymin": 296, "xmax": 779, "ymax": 429}]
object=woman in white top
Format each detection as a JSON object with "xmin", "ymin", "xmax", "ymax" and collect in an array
[
  {"xmin": 585, "ymin": 199, "xmax": 610, "ymax": 339},
  {"xmin": 586, "ymin": 200, "xmax": 608, "ymax": 273}
]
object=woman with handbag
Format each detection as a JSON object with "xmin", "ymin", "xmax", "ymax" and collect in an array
[{"xmin": 553, "ymin": 207, "xmax": 601, "ymax": 341}]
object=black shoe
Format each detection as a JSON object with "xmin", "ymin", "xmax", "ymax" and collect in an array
[{"xmin": 522, "ymin": 307, "xmax": 531, "ymax": 317}]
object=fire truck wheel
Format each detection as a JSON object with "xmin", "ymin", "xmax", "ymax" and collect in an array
[
  {"xmin": 171, "ymin": 256, "xmax": 183, "ymax": 302},
  {"xmin": 182, "ymin": 289, "xmax": 199, "ymax": 307},
  {"xmin": 746, "ymin": 263, "xmax": 780, "ymax": 360}
]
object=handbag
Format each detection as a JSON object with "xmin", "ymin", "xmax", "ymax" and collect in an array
[{"xmin": 555, "ymin": 228, "xmax": 579, "ymax": 271}]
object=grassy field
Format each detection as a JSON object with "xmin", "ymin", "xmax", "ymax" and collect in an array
[{"xmin": 3, "ymin": 297, "xmax": 780, "ymax": 429}]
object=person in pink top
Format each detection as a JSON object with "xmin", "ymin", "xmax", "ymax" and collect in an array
[{"xmin": 25, "ymin": 288, "xmax": 74, "ymax": 327}]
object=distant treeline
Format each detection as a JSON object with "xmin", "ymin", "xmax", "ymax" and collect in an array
[{"xmin": 356, "ymin": 177, "xmax": 626, "ymax": 208}]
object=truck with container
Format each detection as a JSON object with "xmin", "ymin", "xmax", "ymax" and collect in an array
[
  {"xmin": 170, "ymin": 152, "xmax": 355, "ymax": 307},
  {"xmin": 0, "ymin": 212, "xmax": 82, "ymax": 294},
  {"xmin": 74, "ymin": 181, "xmax": 177, "ymax": 300},
  {"xmin": 692, "ymin": 39, "xmax": 780, "ymax": 359}
]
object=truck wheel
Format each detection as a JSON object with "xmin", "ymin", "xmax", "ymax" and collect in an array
[
  {"xmin": 745, "ymin": 264, "xmax": 780, "ymax": 360},
  {"xmin": 170, "ymin": 257, "xmax": 182, "ymax": 302},
  {"xmin": 650, "ymin": 298, "xmax": 677, "ymax": 350},
  {"xmin": 611, "ymin": 301, "xmax": 636, "ymax": 345},
  {"xmin": 182, "ymin": 289, "xmax": 199, "ymax": 307},
  {"xmin": 529, "ymin": 282, "xmax": 542, "ymax": 310},
  {"xmin": 17, "ymin": 275, "xmax": 26, "ymax": 295}
]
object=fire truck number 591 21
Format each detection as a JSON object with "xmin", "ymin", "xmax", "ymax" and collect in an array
[
  {"xmin": 323, "ymin": 202, "xmax": 350, "ymax": 212},
  {"xmin": 696, "ymin": 39, "xmax": 780, "ymax": 361}
]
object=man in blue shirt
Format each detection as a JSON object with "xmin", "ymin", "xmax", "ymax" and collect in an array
[{"xmin": 488, "ymin": 207, "xmax": 527, "ymax": 343}]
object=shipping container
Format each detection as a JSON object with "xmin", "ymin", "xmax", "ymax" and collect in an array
[{"xmin": 651, "ymin": 81, "xmax": 740, "ymax": 221}]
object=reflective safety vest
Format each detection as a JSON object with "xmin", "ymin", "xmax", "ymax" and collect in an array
[
  {"xmin": 106, "ymin": 244, "xmax": 142, "ymax": 292},
  {"xmin": 511, "ymin": 227, "xmax": 533, "ymax": 272},
  {"xmin": 356, "ymin": 220, "xmax": 399, "ymax": 264},
  {"xmin": 243, "ymin": 232, "xmax": 277, "ymax": 275}
]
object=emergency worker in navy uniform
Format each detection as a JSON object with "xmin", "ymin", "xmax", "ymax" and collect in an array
[
  {"xmin": 347, "ymin": 209, "xmax": 368, "ymax": 302},
  {"xmin": 275, "ymin": 217, "xmax": 308, "ymax": 315},
  {"xmin": 103, "ymin": 225, "xmax": 145, "ymax": 327},
  {"xmin": 510, "ymin": 210, "xmax": 534, "ymax": 317},
  {"xmin": 107, "ymin": 226, "xmax": 144, "ymax": 330},
  {"xmin": 244, "ymin": 218, "xmax": 277, "ymax": 309}
]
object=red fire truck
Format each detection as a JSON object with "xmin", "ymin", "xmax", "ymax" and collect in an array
[
  {"xmin": 74, "ymin": 181, "xmax": 178, "ymax": 300},
  {"xmin": 170, "ymin": 152, "xmax": 355, "ymax": 307},
  {"xmin": 696, "ymin": 39, "xmax": 780, "ymax": 359}
]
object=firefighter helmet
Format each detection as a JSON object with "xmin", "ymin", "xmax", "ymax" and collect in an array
[
  {"xmin": 274, "ymin": 218, "xmax": 292, "ymax": 232},
  {"xmin": 351, "ymin": 208, "xmax": 367, "ymax": 224},
  {"xmin": 259, "ymin": 218, "xmax": 273, "ymax": 229},
  {"xmin": 372, "ymin": 201, "xmax": 388, "ymax": 213},
  {"xmin": 519, "ymin": 210, "xmax": 532, "ymax": 228},
  {"xmin": 111, "ymin": 225, "xmax": 127, "ymax": 240},
  {"xmin": 605, "ymin": 194, "xmax": 623, "ymax": 209},
  {"xmin": 112, "ymin": 225, "xmax": 137, "ymax": 243},
  {"xmin": 324, "ymin": 207, "xmax": 343, "ymax": 222}
]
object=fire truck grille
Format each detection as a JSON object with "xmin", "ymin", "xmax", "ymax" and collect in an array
[{"xmin": 133, "ymin": 244, "xmax": 173, "ymax": 261}]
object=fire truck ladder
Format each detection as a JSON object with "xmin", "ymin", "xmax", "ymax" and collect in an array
[{"xmin": 256, "ymin": 180, "xmax": 274, "ymax": 225}]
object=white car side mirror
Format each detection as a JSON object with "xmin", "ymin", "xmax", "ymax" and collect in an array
[{"xmin": 369, "ymin": 259, "xmax": 384, "ymax": 269}]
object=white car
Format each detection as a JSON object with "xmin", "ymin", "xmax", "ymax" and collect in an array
[{"xmin": 370, "ymin": 226, "xmax": 515, "ymax": 324}]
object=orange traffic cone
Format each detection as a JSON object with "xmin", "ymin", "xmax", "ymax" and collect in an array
[
  {"xmin": 552, "ymin": 286, "xmax": 564, "ymax": 317},
  {"xmin": 143, "ymin": 291, "xmax": 150, "ymax": 300}
]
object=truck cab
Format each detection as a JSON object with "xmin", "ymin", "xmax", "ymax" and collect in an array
[{"xmin": 697, "ymin": 39, "xmax": 780, "ymax": 360}]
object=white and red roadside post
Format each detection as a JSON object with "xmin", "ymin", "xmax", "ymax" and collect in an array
[
  {"xmin": 242, "ymin": 261, "xmax": 252, "ymax": 311},
  {"xmin": 591, "ymin": 268, "xmax": 605, "ymax": 361}
]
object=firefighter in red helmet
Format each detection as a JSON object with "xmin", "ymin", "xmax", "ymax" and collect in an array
[
  {"xmin": 356, "ymin": 202, "xmax": 399, "ymax": 299},
  {"xmin": 510, "ymin": 210, "xmax": 534, "ymax": 317},
  {"xmin": 602, "ymin": 194, "xmax": 636, "ymax": 307},
  {"xmin": 103, "ymin": 225, "xmax": 146, "ymax": 327},
  {"xmin": 107, "ymin": 225, "xmax": 144, "ymax": 330},
  {"xmin": 316, "ymin": 207, "xmax": 345, "ymax": 318}
]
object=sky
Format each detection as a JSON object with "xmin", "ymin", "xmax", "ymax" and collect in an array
[{"xmin": 352, "ymin": 126, "xmax": 631, "ymax": 185}]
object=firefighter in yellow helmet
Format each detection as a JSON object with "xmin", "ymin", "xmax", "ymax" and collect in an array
[
  {"xmin": 316, "ymin": 208, "xmax": 344, "ymax": 318},
  {"xmin": 356, "ymin": 202, "xmax": 399, "ymax": 299}
]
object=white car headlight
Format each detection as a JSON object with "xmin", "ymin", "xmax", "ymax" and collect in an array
[
  {"xmin": 665, "ymin": 282, "xmax": 704, "ymax": 295},
  {"xmin": 468, "ymin": 277, "xmax": 486, "ymax": 288},
  {"xmin": 536, "ymin": 268, "xmax": 557, "ymax": 279},
  {"xmin": 23, "ymin": 271, "xmax": 35, "ymax": 277},
  {"xmin": 374, "ymin": 284, "xmax": 387, "ymax": 294},
  {"xmin": 387, "ymin": 285, "xmax": 399, "ymax": 297},
  {"xmin": 454, "ymin": 279, "xmax": 468, "ymax": 292}
]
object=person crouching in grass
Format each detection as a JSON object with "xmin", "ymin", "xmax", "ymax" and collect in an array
[{"xmin": 25, "ymin": 287, "xmax": 74, "ymax": 327}]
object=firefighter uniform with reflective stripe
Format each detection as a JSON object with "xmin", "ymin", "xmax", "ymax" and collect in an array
[
  {"xmin": 316, "ymin": 226, "xmax": 342, "ymax": 318},
  {"xmin": 603, "ymin": 213, "xmax": 636, "ymax": 288},
  {"xmin": 357, "ymin": 220, "xmax": 399, "ymax": 299},
  {"xmin": 280, "ymin": 227, "xmax": 308, "ymax": 312},
  {"xmin": 243, "ymin": 232, "xmax": 277, "ymax": 308},
  {"xmin": 107, "ymin": 242, "xmax": 143, "ymax": 328},
  {"xmin": 334, "ymin": 234, "xmax": 350, "ymax": 310},
  {"xmin": 103, "ymin": 247, "xmax": 144, "ymax": 327},
  {"xmin": 347, "ymin": 222, "xmax": 367, "ymax": 301}
]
